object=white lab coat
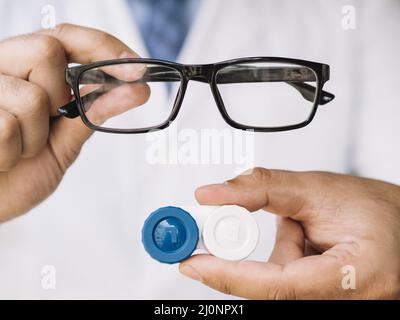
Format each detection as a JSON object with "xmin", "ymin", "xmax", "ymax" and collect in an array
[{"xmin": 0, "ymin": 0, "xmax": 399, "ymax": 299}]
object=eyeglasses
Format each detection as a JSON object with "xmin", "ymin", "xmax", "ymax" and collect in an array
[{"xmin": 59, "ymin": 57, "xmax": 335, "ymax": 133}]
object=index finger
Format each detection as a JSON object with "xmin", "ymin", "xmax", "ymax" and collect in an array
[
  {"xmin": 38, "ymin": 23, "xmax": 140, "ymax": 64},
  {"xmin": 195, "ymin": 168, "xmax": 319, "ymax": 221}
]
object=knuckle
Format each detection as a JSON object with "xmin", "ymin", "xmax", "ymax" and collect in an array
[
  {"xmin": 95, "ymin": 29, "xmax": 116, "ymax": 46},
  {"xmin": 24, "ymin": 86, "xmax": 50, "ymax": 115},
  {"xmin": 0, "ymin": 74, "xmax": 22, "ymax": 95},
  {"xmin": 0, "ymin": 113, "xmax": 19, "ymax": 144},
  {"xmin": 262, "ymin": 284, "xmax": 281, "ymax": 300},
  {"xmin": 52, "ymin": 23, "xmax": 81, "ymax": 44},
  {"xmin": 53, "ymin": 23, "xmax": 73, "ymax": 36},
  {"xmin": 250, "ymin": 167, "xmax": 273, "ymax": 183},
  {"xmin": 0, "ymin": 156, "xmax": 19, "ymax": 172},
  {"xmin": 30, "ymin": 34, "xmax": 65, "ymax": 63},
  {"xmin": 0, "ymin": 115, "xmax": 21, "ymax": 170},
  {"xmin": 271, "ymin": 268, "xmax": 296, "ymax": 299},
  {"xmin": 215, "ymin": 279, "xmax": 233, "ymax": 296}
]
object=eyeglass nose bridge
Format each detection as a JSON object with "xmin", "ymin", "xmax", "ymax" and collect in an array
[{"xmin": 183, "ymin": 64, "xmax": 214, "ymax": 83}]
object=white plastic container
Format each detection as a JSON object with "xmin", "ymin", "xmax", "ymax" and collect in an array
[{"xmin": 142, "ymin": 205, "xmax": 259, "ymax": 263}]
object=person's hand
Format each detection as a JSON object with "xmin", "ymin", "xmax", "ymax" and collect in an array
[
  {"xmin": 0, "ymin": 24, "xmax": 149, "ymax": 223},
  {"xmin": 180, "ymin": 168, "xmax": 400, "ymax": 299}
]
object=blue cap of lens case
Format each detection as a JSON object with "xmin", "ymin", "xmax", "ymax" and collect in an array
[
  {"xmin": 142, "ymin": 205, "xmax": 259, "ymax": 264},
  {"xmin": 142, "ymin": 206, "xmax": 199, "ymax": 264}
]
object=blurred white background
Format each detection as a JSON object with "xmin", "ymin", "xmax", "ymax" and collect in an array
[{"xmin": 0, "ymin": 0, "xmax": 399, "ymax": 299}]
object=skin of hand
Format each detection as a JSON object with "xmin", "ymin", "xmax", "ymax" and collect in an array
[
  {"xmin": 180, "ymin": 168, "xmax": 400, "ymax": 299},
  {"xmin": 0, "ymin": 24, "xmax": 149, "ymax": 223}
]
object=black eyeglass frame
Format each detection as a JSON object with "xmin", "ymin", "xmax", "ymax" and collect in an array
[{"xmin": 59, "ymin": 57, "xmax": 334, "ymax": 134}]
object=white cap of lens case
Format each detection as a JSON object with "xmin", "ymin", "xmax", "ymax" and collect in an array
[
  {"xmin": 142, "ymin": 205, "xmax": 259, "ymax": 263},
  {"xmin": 182, "ymin": 205, "xmax": 259, "ymax": 261}
]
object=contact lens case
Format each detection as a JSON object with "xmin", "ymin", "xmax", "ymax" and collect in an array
[{"xmin": 142, "ymin": 205, "xmax": 259, "ymax": 264}]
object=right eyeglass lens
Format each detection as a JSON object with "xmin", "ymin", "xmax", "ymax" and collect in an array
[
  {"xmin": 215, "ymin": 62, "xmax": 318, "ymax": 129},
  {"xmin": 78, "ymin": 63, "xmax": 182, "ymax": 131}
]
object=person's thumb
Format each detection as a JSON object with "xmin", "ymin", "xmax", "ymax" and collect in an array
[
  {"xmin": 195, "ymin": 167, "xmax": 334, "ymax": 222},
  {"xmin": 180, "ymin": 250, "xmax": 351, "ymax": 299},
  {"xmin": 48, "ymin": 75, "xmax": 150, "ymax": 172},
  {"xmin": 180, "ymin": 254, "xmax": 286, "ymax": 299}
]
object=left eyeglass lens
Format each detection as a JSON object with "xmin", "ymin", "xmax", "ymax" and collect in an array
[
  {"xmin": 215, "ymin": 62, "xmax": 318, "ymax": 129},
  {"xmin": 77, "ymin": 63, "xmax": 182, "ymax": 130}
]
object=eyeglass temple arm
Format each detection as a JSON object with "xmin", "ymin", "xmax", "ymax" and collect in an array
[
  {"xmin": 215, "ymin": 66, "xmax": 335, "ymax": 105},
  {"xmin": 59, "ymin": 66, "xmax": 335, "ymax": 119}
]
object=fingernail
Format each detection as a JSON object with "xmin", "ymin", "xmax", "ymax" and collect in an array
[
  {"xmin": 116, "ymin": 51, "xmax": 146, "ymax": 81},
  {"xmin": 196, "ymin": 183, "xmax": 226, "ymax": 197},
  {"xmin": 119, "ymin": 51, "xmax": 138, "ymax": 59},
  {"xmin": 180, "ymin": 264, "xmax": 203, "ymax": 282},
  {"xmin": 197, "ymin": 183, "xmax": 225, "ymax": 192}
]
